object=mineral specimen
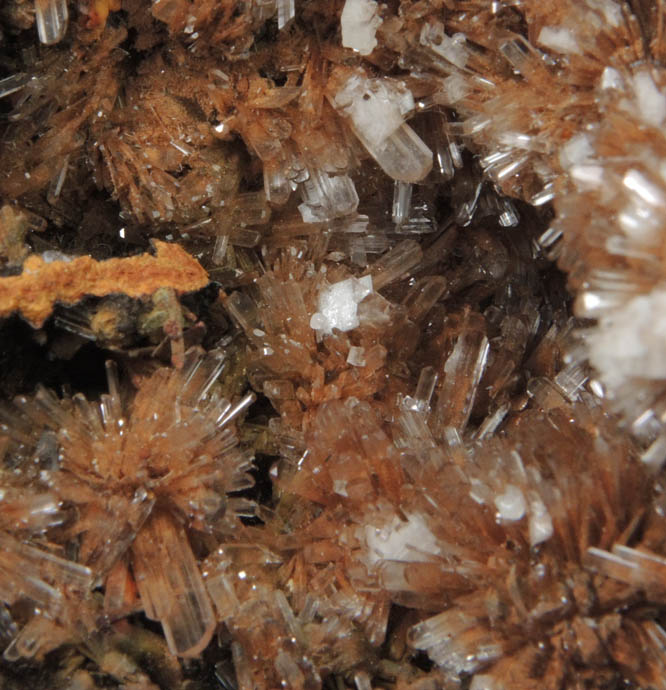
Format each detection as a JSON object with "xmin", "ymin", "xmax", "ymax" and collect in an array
[
  {"xmin": 1, "ymin": 0, "xmax": 666, "ymax": 689},
  {"xmin": 1, "ymin": 350, "xmax": 255, "ymax": 659}
]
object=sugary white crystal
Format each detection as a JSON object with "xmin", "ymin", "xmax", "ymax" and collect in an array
[
  {"xmin": 588, "ymin": 289, "xmax": 666, "ymax": 387},
  {"xmin": 600, "ymin": 66, "xmax": 623, "ymax": 90},
  {"xmin": 588, "ymin": 0, "xmax": 623, "ymax": 27},
  {"xmin": 341, "ymin": 0, "xmax": 382, "ymax": 56},
  {"xmin": 364, "ymin": 513, "xmax": 440, "ymax": 565},
  {"xmin": 420, "ymin": 23, "xmax": 468, "ymax": 68},
  {"xmin": 493, "ymin": 484, "xmax": 526, "ymax": 522},
  {"xmin": 537, "ymin": 26, "xmax": 582, "ymax": 55},
  {"xmin": 528, "ymin": 496, "xmax": 553, "ymax": 546},
  {"xmin": 442, "ymin": 74, "xmax": 469, "ymax": 103},
  {"xmin": 632, "ymin": 71, "xmax": 666, "ymax": 127},
  {"xmin": 310, "ymin": 275, "xmax": 373, "ymax": 335},
  {"xmin": 570, "ymin": 163, "xmax": 605, "ymax": 190},
  {"xmin": 559, "ymin": 133, "xmax": 593, "ymax": 171}
]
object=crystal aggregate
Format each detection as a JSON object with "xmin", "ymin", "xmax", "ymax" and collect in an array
[{"xmin": 1, "ymin": 1, "xmax": 666, "ymax": 689}]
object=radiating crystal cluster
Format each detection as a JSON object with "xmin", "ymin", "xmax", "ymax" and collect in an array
[
  {"xmin": 0, "ymin": 351, "xmax": 255, "ymax": 659},
  {"xmin": 2, "ymin": 0, "xmax": 666, "ymax": 689}
]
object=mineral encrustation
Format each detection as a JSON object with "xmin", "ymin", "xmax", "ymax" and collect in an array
[{"xmin": 1, "ymin": 1, "xmax": 666, "ymax": 689}]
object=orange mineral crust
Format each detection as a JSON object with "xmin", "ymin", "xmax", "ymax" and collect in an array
[{"xmin": 0, "ymin": 240, "xmax": 209, "ymax": 326}]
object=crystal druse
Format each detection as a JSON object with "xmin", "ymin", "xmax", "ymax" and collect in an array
[{"xmin": 2, "ymin": 1, "xmax": 666, "ymax": 689}]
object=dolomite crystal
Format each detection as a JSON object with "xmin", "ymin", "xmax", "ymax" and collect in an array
[
  {"xmin": 340, "ymin": 0, "xmax": 382, "ymax": 56},
  {"xmin": 309, "ymin": 275, "xmax": 373, "ymax": 335}
]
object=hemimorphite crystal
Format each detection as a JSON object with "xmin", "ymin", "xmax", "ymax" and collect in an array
[{"xmin": 34, "ymin": 0, "xmax": 68, "ymax": 45}]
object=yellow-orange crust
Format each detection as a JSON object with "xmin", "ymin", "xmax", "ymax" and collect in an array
[{"xmin": 0, "ymin": 240, "xmax": 209, "ymax": 327}]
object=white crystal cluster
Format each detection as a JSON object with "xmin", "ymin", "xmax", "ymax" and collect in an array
[
  {"xmin": 332, "ymin": 73, "xmax": 433, "ymax": 183},
  {"xmin": 363, "ymin": 513, "xmax": 440, "ymax": 566},
  {"xmin": 405, "ymin": 0, "xmax": 666, "ymax": 475},
  {"xmin": 310, "ymin": 275, "xmax": 373, "ymax": 335},
  {"xmin": 409, "ymin": 608, "xmax": 504, "ymax": 676},
  {"xmin": 472, "ymin": 476, "xmax": 554, "ymax": 547},
  {"xmin": 340, "ymin": 0, "xmax": 382, "ymax": 56},
  {"xmin": 587, "ymin": 290, "xmax": 666, "ymax": 387},
  {"xmin": 558, "ymin": 132, "xmax": 666, "ymax": 444}
]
